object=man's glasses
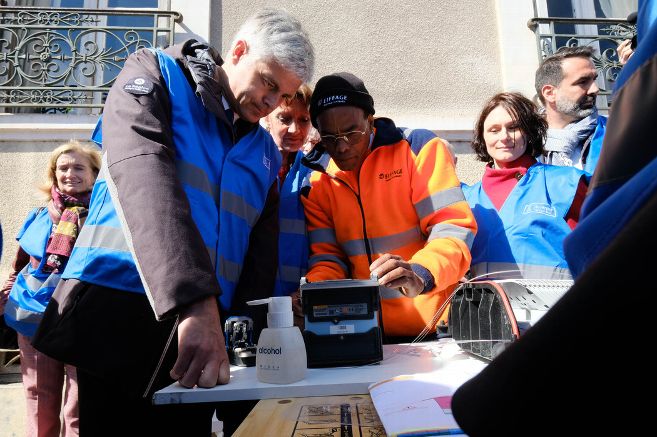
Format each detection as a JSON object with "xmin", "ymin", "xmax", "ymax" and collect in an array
[{"xmin": 320, "ymin": 130, "xmax": 367, "ymax": 148}]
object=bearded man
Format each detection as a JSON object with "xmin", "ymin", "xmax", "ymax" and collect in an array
[{"xmin": 535, "ymin": 46, "xmax": 606, "ymax": 174}]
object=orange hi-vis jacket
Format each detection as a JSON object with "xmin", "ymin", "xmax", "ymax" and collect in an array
[{"xmin": 301, "ymin": 118, "xmax": 477, "ymax": 337}]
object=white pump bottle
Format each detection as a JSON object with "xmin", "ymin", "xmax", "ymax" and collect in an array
[{"xmin": 246, "ymin": 296, "xmax": 307, "ymax": 384}]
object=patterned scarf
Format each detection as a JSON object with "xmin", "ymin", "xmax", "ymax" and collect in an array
[
  {"xmin": 44, "ymin": 186, "xmax": 91, "ymax": 272},
  {"xmin": 544, "ymin": 109, "xmax": 599, "ymax": 167}
]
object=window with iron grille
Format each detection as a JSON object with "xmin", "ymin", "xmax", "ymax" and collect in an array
[
  {"xmin": 0, "ymin": 0, "xmax": 180, "ymax": 113},
  {"xmin": 529, "ymin": 0, "xmax": 637, "ymax": 110}
]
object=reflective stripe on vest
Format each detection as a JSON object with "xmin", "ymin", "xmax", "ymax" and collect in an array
[
  {"xmin": 463, "ymin": 163, "xmax": 584, "ymax": 281},
  {"xmin": 63, "ymin": 50, "xmax": 280, "ymax": 311},
  {"xmin": 340, "ymin": 226, "xmax": 423, "ymax": 257},
  {"xmin": 222, "ymin": 190, "xmax": 260, "ymax": 227},
  {"xmin": 280, "ymin": 218, "xmax": 305, "ymax": 235},
  {"xmin": 414, "ymin": 186, "xmax": 466, "ymax": 220},
  {"xmin": 470, "ymin": 262, "xmax": 573, "ymax": 281},
  {"xmin": 219, "ymin": 256, "xmax": 241, "ymax": 283},
  {"xmin": 275, "ymin": 152, "xmax": 313, "ymax": 296},
  {"xmin": 176, "ymin": 160, "xmax": 221, "ymax": 205},
  {"xmin": 309, "ymin": 228, "xmax": 337, "ymax": 245},
  {"xmin": 427, "ymin": 223, "xmax": 475, "ymax": 249},
  {"xmin": 18, "ymin": 267, "xmax": 61, "ymax": 293},
  {"xmin": 63, "ymin": 161, "xmax": 143, "ymax": 291},
  {"xmin": 75, "ymin": 224, "xmax": 129, "ymax": 252},
  {"xmin": 5, "ymin": 208, "xmax": 62, "ymax": 337},
  {"xmin": 5, "ymin": 265, "xmax": 62, "ymax": 337}
]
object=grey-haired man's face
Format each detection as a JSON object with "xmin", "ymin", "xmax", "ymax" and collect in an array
[
  {"xmin": 224, "ymin": 41, "xmax": 302, "ymax": 123},
  {"xmin": 554, "ymin": 57, "xmax": 599, "ymax": 120}
]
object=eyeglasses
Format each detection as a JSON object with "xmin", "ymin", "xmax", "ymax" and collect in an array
[{"xmin": 320, "ymin": 130, "xmax": 367, "ymax": 148}]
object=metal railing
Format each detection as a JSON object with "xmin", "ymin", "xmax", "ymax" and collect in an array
[
  {"xmin": 0, "ymin": 6, "xmax": 182, "ymax": 112},
  {"xmin": 527, "ymin": 17, "xmax": 636, "ymax": 110}
]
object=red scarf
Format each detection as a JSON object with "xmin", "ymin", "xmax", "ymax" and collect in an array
[
  {"xmin": 44, "ymin": 186, "xmax": 91, "ymax": 272},
  {"xmin": 482, "ymin": 156, "xmax": 536, "ymax": 211}
]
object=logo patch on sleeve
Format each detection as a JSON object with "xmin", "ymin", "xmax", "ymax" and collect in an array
[{"xmin": 123, "ymin": 77, "xmax": 153, "ymax": 95}]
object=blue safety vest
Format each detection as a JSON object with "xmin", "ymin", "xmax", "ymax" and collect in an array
[
  {"xmin": 583, "ymin": 115, "xmax": 607, "ymax": 175},
  {"xmin": 4, "ymin": 208, "xmax": 62, "ymax": 337},
  {"xmin": 274, "ymin": 152, "xmax": 313, "ymax": 296},
  {"xmin": 462, "ymin": 163, "xmax": 585, "ymax": 280},
  {"xmin": 63, "ymin": 50, "xmax": 280, "ymax": 311}
]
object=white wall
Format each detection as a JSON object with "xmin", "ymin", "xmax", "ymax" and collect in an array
[
  {"xmin": 495, "ymin": 0, "xmax": 542, "ymax": 98},
  {"xmin": 1, "ymin": 1, "xmax": 544, "ymax": 276},
  {"xmin": 171, "ymin": 0, "xmax": 213, "ymax": 43},
  {"xmin": 216, "ymin": 0, "xmax": 505, "ymax": 132}
]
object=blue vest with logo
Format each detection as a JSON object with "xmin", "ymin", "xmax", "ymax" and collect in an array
[
  {"xmin": 274, "ymin": 152, "xmax": 313, "ymax": 296},
  {"xmin": 583, "ymin": 115, "xmax": 607, "ymax": 175},
  {"xmin": 462, "ymin": 163, "xmax": 585, "ymax": 280},
  {"xmin": 4, "ymin": 208, "xmax": 62, "ymax": 337},
  {"xmin": 63, "ymin": 50, "xmax": 281, "ymax": 311}
]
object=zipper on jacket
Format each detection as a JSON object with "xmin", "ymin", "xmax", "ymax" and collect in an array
[
  {"xmin": 332, "ymin": 174, "xmax": 373, "ymax": 266},
  {"xmin": 356, "ymin": 171, "xmax": 373, "ymax": 265}
]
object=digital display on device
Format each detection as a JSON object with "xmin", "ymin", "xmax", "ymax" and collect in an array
[{"xmin": 313, "ymin": 303, "xmax": 369, "ymax": 318}]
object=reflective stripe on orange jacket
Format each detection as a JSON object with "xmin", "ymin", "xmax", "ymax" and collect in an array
[{"xmin": 301, "ymin": 118, "xmax": 477, "ymax": 336}]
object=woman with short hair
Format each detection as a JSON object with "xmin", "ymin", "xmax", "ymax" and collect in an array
[
  {"xmin": 463, "ymin": 92, "xmax": 588, "ymax": 280},
  {"xmin": 263, "ymin": 84, "xmax": 319, "ymax": 298},
  {"xmin": 264, "ymin": 83, "xmax": 315, "ymax": 182}
]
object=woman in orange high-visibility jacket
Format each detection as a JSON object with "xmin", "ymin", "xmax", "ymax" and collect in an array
[{"xmin": 300, "ymin": 72, "xmax": 477, "ymax": 338}]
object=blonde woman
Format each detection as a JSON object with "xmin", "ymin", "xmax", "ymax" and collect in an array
[
  {"xmin": 1, "ymin": 140, "xmax": 100, "ymax": 437},
  {"xmin": 263, "ymin": 83, "xmax": 313, "ymax": 182},
  {"xmin": 263, "ymin": 85, "xmax": 317, "ymax": 297}
]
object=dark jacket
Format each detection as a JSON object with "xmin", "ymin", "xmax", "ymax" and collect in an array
[{"xmin": 56, "ymin": 40, "xmax": 277, "ymax": 330}]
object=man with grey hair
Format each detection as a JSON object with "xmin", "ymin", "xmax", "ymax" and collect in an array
[
  {"xmin": 535, "ymin": 46, "xmax": 607, "ymax": 174},
  {"xmin": 33, "ymin": 8, "xmax": 314, "ymax": 436}
]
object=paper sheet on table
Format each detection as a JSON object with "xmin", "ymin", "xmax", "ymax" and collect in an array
[{"xmin": 368, "ymin": 359, "xmax": 483, "ymax": 436}]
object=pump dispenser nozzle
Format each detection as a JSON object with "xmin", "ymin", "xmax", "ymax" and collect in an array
[{"xmin": 246, "ymin": 296, "xmax": 293, "ymax": 328}]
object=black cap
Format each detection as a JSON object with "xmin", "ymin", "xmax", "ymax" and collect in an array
[{"xmin": 310, "ymin": 72, "xmax": 375, "ymax": 128}]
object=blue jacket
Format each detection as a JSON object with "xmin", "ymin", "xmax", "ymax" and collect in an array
[
  {"xmin": 463, "ymin": 163, "xmax": 585, "ymax": 280},
  {"xmin": 583, "ymin": 115, "xmax": 607, "ymax": 175},
  {"xmin": 4, "ymin": 208, "xmax": 61, "ymax": 337},
  {"xmin": 63, "ymin": 50, "xmax": 281, "ymax": 312},
  {"xmin": 565, "ymin": 2, "xmax": 657, "ymax": 277}
]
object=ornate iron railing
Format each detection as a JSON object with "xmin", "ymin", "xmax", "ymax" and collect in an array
[
  {"xmin": 0, "ymin": 6, "xmax": 182, "ymax": 111},
  {"xmin": 527, "ymin": 17, "xmax": 636, "ymax": 110}
]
